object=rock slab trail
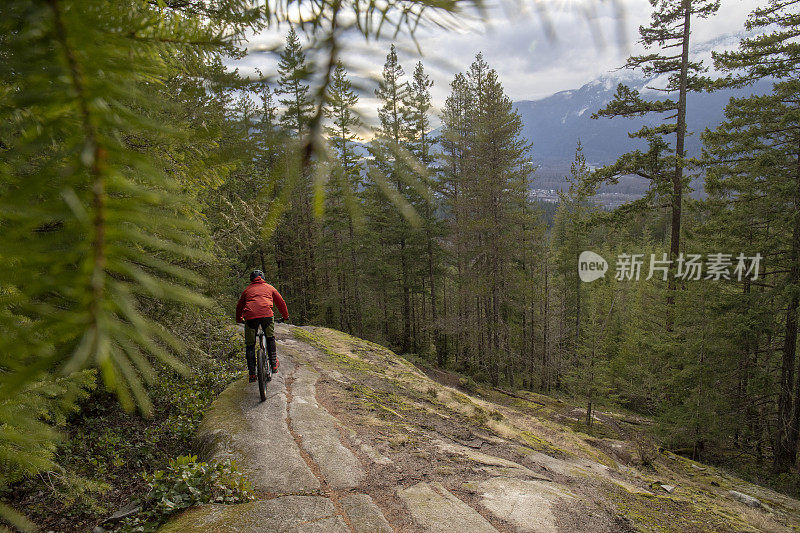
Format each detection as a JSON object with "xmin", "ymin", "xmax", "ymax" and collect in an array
[
  {"xmin": 163, "ymin": 325, "xmax": 611, "ymax": 532},
  {"xmin": 397, "ymin": 482, "xmax": 499, "ymax": 533},
  {"xmin": 288, "ymin": 366, "xmax": 365, "ymax": 490},
  {"xmin": 163, "ymin": 326, "xmax": 388, "ymax": 532},
  {"xmin": 162, "ymin": 324, "xmax": 799, "ymax": 533}
]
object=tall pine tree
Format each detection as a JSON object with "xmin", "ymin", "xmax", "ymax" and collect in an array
[
  {"xmin": 705, "ymin": 0, "xmax": 800, "ymax": 473},
  {"xmin": 322, "ymin": 61, "xmax": 364, "ymax": 334},
  {"xmin": 592, "ymin": 0, "xmax": 719, "ymax": 306},
  {"xmin": 365, "ymin": 44, "xmax": 416, "ymax": 351},
  {"xmin": 275, "ymin": 27, "xmax": 319, "ymax": 323}
]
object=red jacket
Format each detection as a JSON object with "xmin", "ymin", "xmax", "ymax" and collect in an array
[{"xmin": 236, "ymin": 277, "xmax": 289, "ymax": 323}]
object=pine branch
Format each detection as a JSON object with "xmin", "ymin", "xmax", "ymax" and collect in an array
[{"xmin": 49, "ymin": 0, "xmax": 109, "ymax": 376}]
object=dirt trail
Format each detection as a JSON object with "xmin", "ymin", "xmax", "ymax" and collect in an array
[{"xmin": 161, "ymin": 325, "xmax": 800, "ymax": 532}]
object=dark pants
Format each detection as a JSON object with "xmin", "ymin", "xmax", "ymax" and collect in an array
[{"xmin": 244, "ymin": 317, "xmax": 276, "ymax": 375}]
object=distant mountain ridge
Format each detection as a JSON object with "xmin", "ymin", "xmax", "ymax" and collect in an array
[
  {"xmin": 357, "ymin": 73, "xmax": 772, "ymax": 206},
  {"xmin": 516, "ymin": 74, "xmax": 773, "ymax": 196}
]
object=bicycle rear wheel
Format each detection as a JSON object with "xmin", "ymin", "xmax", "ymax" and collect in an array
[{"xmin": 256, "ymin": 343, "xmax": 267, "ymax": 402}]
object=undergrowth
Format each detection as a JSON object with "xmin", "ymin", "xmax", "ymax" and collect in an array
[
  {"xmin": 7, "ymin": 309, "xmax": 246, "ymax": 532},
  {"xmin": 116, "ymin": 455, "xmax": 253, "ymax": 532}
]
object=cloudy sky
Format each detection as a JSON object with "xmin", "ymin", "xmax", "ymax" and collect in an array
[{"xmin": 229, "ymin": 0, "xmax": 760, "ymax": 126}]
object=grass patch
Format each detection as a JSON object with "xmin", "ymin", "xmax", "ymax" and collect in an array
[
  {"xmin": 605, "ymin": 482, "xmax": 747, "ymax": 533},
  {"xmin": 511, "ymin": 397, "xmax": 548, "ymax": 413},
  {"xmin": 449, "ymin": 390, "xmax": 475, "ymax": 406},
  {"xmin": 350, "ymin": 383, "xmax": 409, "ymax": 419},
  {"xmin": 471, "ymin": 406, "xmax": 489, "ymax": 425},
  {"xmin": 293, "ymin": 327, "xmax": 374, "ymax": 374},
  {"xmin": 520, "ymin": 430, "xmax": 571, "ymax": 457}
]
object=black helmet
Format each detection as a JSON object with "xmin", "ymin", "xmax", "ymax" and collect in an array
[{"xmin": 250, "ymin": 269, "xmax": 264, "ymax": 281}]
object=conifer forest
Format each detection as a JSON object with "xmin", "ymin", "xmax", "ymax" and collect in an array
[{"xmin": 2, "ymin": 0, "xmax": 800, "ymax": 531}]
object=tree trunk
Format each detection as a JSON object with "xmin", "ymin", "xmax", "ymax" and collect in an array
[
  {"xmin": 545, "ymin": 256, "xmax": 550, "ymax": 380},
  {"xmin": 347, "ymin": 217, "xmax": 363, "ymax": 337},
  {"xmin": 586, "ymin": 400, "xmax": 593, "ymax": 430},
  {"xmin": 401, "ymin": 237, "xmax": 411, "ymax": 353},
  {"xmin": 428, "ymin": 229, "xmax": 445, "ymax": 366},
  {"xmin": 575, "ymin": 247, "xmax": 581, "ymax": 352},
  {"xmin": 774, "ymin": 139, "xmax": 800, "ymax": 473},
  {"xmin": 668, "ymin": 0, "xmax": 691, "ymax": 317}
]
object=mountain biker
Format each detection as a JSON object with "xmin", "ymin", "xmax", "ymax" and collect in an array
[{"xmin": 236, "ymin": 270, "xmax": 289, "ymax": 383}]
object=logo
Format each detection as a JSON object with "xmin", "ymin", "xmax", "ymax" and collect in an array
[
  {"xmin": 577, "ymin": 251, "xmax": 762, "ymax": 282},
  {"xmin": 579, "ymin": 251, "xmax": 608, "ymax": 282}
]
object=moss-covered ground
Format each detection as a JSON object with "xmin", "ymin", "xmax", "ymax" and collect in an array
[{"xmin": 294, "ymin": 325, "xmax": 800, "ymax": 532}]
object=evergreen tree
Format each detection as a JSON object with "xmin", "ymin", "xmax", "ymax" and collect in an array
[
  {"xmin": 513, "ymin": 156, "xmax": 547, "ymax": 391},
  {"xmin": 364, "ymin": 44, "xmax": 416, "ymax": 351},
  {"xmin": 405, "ymin": 61, "xmax": 444, "ymax": 361},
  {"xmin": 569, "ymin": 273, "xmax": 617, "ymax": 431},
  {"xmin": 375, "ymin": 45, "xmax": 409, "ymax": 146},
  {"xmin": 439, "ymin": 72, "xmax": 472, "ymax": 367},
  {"xmin": 551, "ymin": 142, "xmax": 594, "ymax": 390},
  {"xmin": 254, "ymin": 76, "xmax": 280, "ymax": 175},
  {"xmin": 274, "ymin": 28, "xmax": 319, "ymax": 324},
  {"xmin": 704, "ymin": 0, "xmax": 800, "ymax": 472},
  {"xmin": 592, "ymin": 0, "xmax": 719, "ymax": 304},
  {"xmin": 406, "ymin": 62, "xmax": 434, "ymax": 165},
  {"xmin": 0, "ymin": 0, "xmax": 225, "ymax": 414},
  {"xmin": 325, "ymin": 62, "xmax": 363, "ymax": 175},
  {"xmin": 322, "ymin": 61, "xmax": 364, "ymax": 334},
  {"xmin": 277, "ymin": 27, "xmax": 314, "ymax": 136},
  {"xmin": 0, "ymin": 0, "xmax": 250, "ymax": 526},
  {"xmin": 439, "ymin": 53, "xmax": 532, "ymax": 385}
]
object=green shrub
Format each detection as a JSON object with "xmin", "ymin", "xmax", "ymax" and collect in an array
[
  {"xmin": 116, "ymin": 455, "xmax": 253, "ymax": 532},
  {"xmin": 634, "ymin": 435, "xmax": 658, "ymax": 469},
  {"xmin": 8, "ymin": 335, "xmax": 242, "ymax": 531},
  {"xmin": 471, "ymin": 371, "xmax": 489, "ymax": 385},
  {"xmin": 472, "ymin": 406, "xmax": 488, "ymax": 425},
  {"xmin": 773, "ymin": 473, "xmax": 800, "ymax": 499},
  {"xmin": 458, "ymin": 376, "xmax": 478, "ymax": 393}
]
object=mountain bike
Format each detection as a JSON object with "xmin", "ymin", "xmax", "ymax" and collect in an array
[{"xmin": 254, "ymin": 317, "xmax": 284, "ymax": 402}]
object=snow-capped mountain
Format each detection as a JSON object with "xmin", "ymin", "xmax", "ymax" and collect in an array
[{"xmin": 517, "ymin": 73, "xmax": 773, "ymax": 196}]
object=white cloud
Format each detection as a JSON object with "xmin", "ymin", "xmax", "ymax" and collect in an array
[{"xmin": 227, "ymin": 0, "xmax": 760, "ymax": 128}]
